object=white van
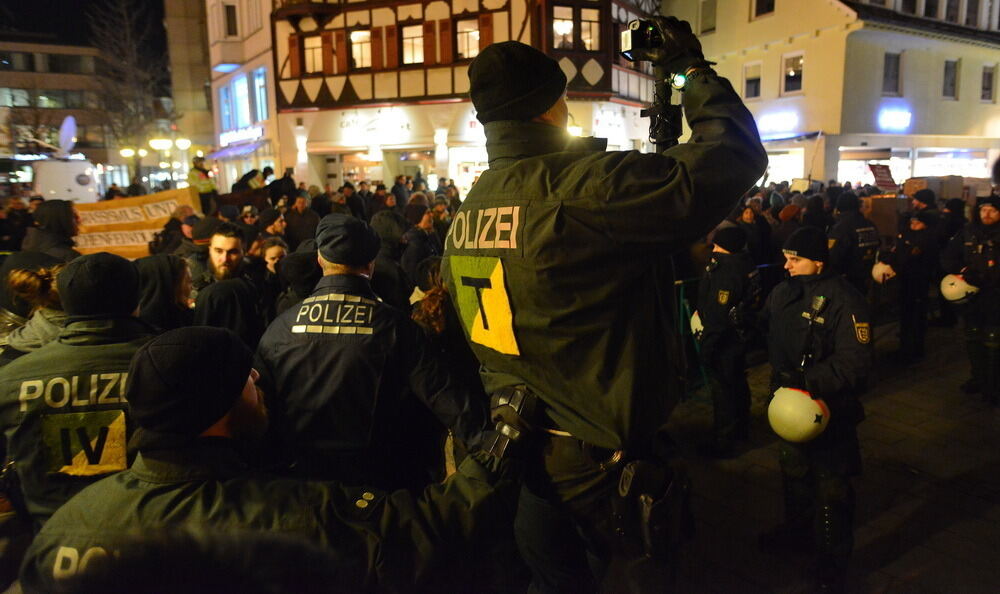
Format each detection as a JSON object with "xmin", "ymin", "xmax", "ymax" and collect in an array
[{"xmin": 32, "ymin": 159, "xmax": 100, "ymax": 204}]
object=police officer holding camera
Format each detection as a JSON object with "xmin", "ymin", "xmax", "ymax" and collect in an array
[{"xmin": 442, "ymin": 17, "xmax": 766, "ymax": 592}]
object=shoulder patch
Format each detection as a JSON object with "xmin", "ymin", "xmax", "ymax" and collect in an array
[
  {"xmin": 828, "ymin": 238, "xmax": 837, "ymax": 249},
  {"xmin": 853, "ymin": 316, "xmax": 871, "ymax": 344},
  {"xmin": 717, "ymin": 290, "xmax": 730, "ymax": 305}
]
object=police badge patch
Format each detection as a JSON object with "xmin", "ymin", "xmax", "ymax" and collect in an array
[
  {"xmin": 828, "ymin": 238, "xmax": 837, "ymax": 249},
  {"xmin": 854, "ymin": 319, "xmax": 871, "ymax": 344},
  {"xmin": 717, "ymin": 290, "xmax": 730, "ymax": 305}
]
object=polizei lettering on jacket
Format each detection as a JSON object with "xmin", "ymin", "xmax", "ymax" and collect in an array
[
  {"xmin": 448, "ymin": 206, "xmax": 521, "ymax": 251},
  {"xmin": 18, "ymin": 373, "xmax": 128, "ymax": 412},
  {"xmin": 291, "ymin": 292, "xmax": 376, "ymax": 335}
]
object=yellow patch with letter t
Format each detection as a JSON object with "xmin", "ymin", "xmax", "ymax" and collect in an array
[
  {"xmin": 447, "ymin": 255, "xmax": 520, "ymax": 355},
  {"xmin": 717, "ymin": 290, "xmax": 730, "ymax": 305}
]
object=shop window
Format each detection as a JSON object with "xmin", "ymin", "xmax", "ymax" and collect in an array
[
  {"xmin": 943, "ymin": 59, "xmax": 959, "ymax": 98},
  {"xmin": 982, "ymin": 65, "xmax": 996, "ymax": 102},
  {"xmin": 402, "ymin": 25, "xmax": 424, "ymax": 65},
  {"xmin": 553, "ymin": 6, "xmax": 574, "ymax": 50},
  {"xmin": 924, "ymin": 0, "xmax": 939, "ymax": 18},
  {"xmin": 303, "ymin": 36, "xmax": 323, "ymax": 73},
  {"xmin": 233, "ymin": 74, "xmax": 251, "ymax": 129},
  {"xmin": 224, "ymin": 4, "xmax": 238, "ymax": 37},
  {"xmin": 0, "ymin": 52, "xmax": 33, "ymax": 72},
  {"xmin": 580, "ymin": 9, "xmax": 599, "ymax": 50},
  {"xmin": 753, "ymin": 0, "xmax": 775, "ymax": 18},
  {"xmin": 350, "ymin": 30, "xmax": 372, "ymax": 69},
  {"xmin": 456, "ymin": 20, "xmax": 480, "ymax": 60},
  {"xmin": 882, "ymin": 52, "xmax": 901, "ymax": 95},
  {"xmin": 700, "ymin": 0, "xmax": 717, "ymax": 34},
  {"xmin": 744, "ymin": 62, "xmax": 761, "ymax": 99},
  {"xmin": 253, "ymin": 67, "xmax": 268, "ymax": 122},
  {"xmin": 966, "ymin": 0, "xmax": 980, "ymax": 26},
  {"xmin": 781, "ymin": 53, "xmax": 803, "ymax": 95},
  {"xmin": 220, "ymin": 86, "xmax": 233, "ymax": 131},
  {"xmin": 900, "ymin": 0, "xmax": 917, "ymax": 13}
]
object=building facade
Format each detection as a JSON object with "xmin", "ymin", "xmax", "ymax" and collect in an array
[
  {"xmin": 205, "ymin": 0, "xmax": 281, "ymax": 192},
  {"xmin": 0, "ymin": 36, "xmax": 112, "ymax": 184},
  {"xmin": 269, "ymin": 0, "xmax": 660, "ymax": 193},
  {"xmin": 663, "ymin": 0, "xmax": 1000, "ymax": 185},
  {"xmin": 165, "ymin": 0, "xmax": 215, "ymax": 182}
]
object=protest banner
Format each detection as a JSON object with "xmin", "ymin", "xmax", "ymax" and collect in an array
[{"xmin": 73, "ymin": 187, "xmax": 200, "ymax": 259}]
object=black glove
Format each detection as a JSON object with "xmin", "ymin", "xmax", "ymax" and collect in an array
[
  {"xmin": 631, "ymin": 17, "xmax": 708, "ymax": 75},
  {"xmin": 778, "ymin": 369, "xmax": 807, "ymax": 391},
  {"xmin": 482, "ymin": 386, "xmax": 538, "ymax": 460},
  {"xmin": 961, "ymin": 268, "xmax": 983, "ymax": 288}
]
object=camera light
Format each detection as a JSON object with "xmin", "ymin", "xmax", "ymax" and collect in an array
[{"xmin": 670, "ymin": 73, "xmax": 687, "ymax": 90}]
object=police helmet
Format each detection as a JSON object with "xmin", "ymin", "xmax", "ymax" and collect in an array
[
  {"xmin": 940, "ymin": 274, "xmax": 979, "ymax": 304},
  {"xmin": 690, "ymin": 310, "xmax": 704, "ymax": 339},
  {"xmin": 767, "ymin": 387, "xmax": 830, "ymax": 443},
  {"xmin": 871, "ymin": 262, "xmax": 895, "ymax": 284}
]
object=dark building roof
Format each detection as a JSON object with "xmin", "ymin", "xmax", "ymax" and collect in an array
[{"xmin": 843, "ymin": 1, "xmax": 1000, "ymax": 46}]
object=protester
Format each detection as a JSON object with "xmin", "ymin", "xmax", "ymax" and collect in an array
[
  {"xmin": 21, "ymin": 200, "xmax": 81, "ymax": 262},
  {"xmin": 135, "ymin": 255, "xmax": 193, "ymax": 332},
  {"xmin": 283, "ymin": 195, "xmax": 319, "ymax": 251}
]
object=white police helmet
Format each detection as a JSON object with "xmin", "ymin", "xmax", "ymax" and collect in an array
[
  {"xmin": 871, "ymin": 261, "xmax": 895, "ymax": 284},
  {"xmin": 690, "ymin": 310, "xmax": 704, "ymax": 339},
  {"xmin": 940, "ymin": 274, "xmax": 979, "ymax": 304},
  {"xmin": 767, "ymin": 387, "xmax": 830, "ymax": 443}
]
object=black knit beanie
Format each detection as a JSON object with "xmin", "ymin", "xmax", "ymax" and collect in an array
[
  {"xmin": 57, "ymin": 252, "xmax": 139, "ymax": 318},
  {"xmin": 783, "ymin": 227, "xmax": 829, "ymax": 262},
  {"xmin": 836, "ymin": 192, "xmax": 860, "ymax": 212},
  {"xmin": 315, "ymin": 214, "xmax": 380, "ymax": 266},
  {"xmin": 913, "ymin": 189, "xmax": 936, "ymax": 207},
  {"xmin": 127, "ymin": 326, "xmax": 252, "ymax": 445},
  {"xmin": 257, "ymin": 208, "xmax": 282, "ymax": 230},
  {"xmin": 712, "ymin": 226, "xmax": 747, "ymax": 253},
  {"xmin": 469, "ymin": 41, "xmax": 567, "ymax": 124}
]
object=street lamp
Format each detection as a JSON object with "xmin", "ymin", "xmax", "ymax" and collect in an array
[
  {"xmin": 138, "ymin": 149, "xmax": 148, "ymax": 157},
  {"xmin": 149, "ymin": 138, "xmax": 173, "ymax": 151},
  {"xmin": 120, "ymin": 148, "xmax": 135, "ymax": 158},
  {"xmin": 174, "ymin": 138, "xmax": 191, "ymax": 150}
]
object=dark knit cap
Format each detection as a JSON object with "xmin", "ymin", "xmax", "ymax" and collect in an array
[
  {"xmin": 913, "ymin": 189, "xmax": 937, "ymax": 206},
  {"xmin": 978, "ymin": 194, "xmax": 1000, "ymax": 211},
  {"xmin": 277, "ymin": 250, "xmax": 322, "ymax": 298},
  {"xmin": 219, "ymin": 205, "xmax": 239, "ymax": 222},
  {"xmin": 192, "ymin": 217, "xmax": 222, "ymax": 244},
  {"xmin": 57, "ymin": 252, "xmax": 139, "ymax": 318},
  {"xmin": 469, "ymin": 41, "xmax": 567, "ymax": 124},
  {"xmin": 370, "ymin": 210, "xmax": 409, "ymax": 247},
  {"xmin": 783, "ymin": 227, "xmax": 829, "ymax": 262},
  {"xmin": 127, "ymin": 326, "xmax": 251, "ymax": 442},
  {"xmin": 943, "ymin": 198, "xmax": 965, "ymax": 213},
  {"xmin": 257, "ymin": 208, "xmax": 282, "ymax": 230},
  {"xmin": 315, "ymin": 214, "xmax": 380, "ymax": 266},
  {"xmin": 182, "ymin": 215, "xmax": 200, "ymax": 227},
  {"xmin": 836, "ymin": 191, "xmax": 860, "ymax": 212},
  {"xmin": 712, "ymin": 226, "xmax": 747, "ymax": 253},
  {"xmin": 404, "ymin": 203, "xmax": 429, "ymax": 226}
]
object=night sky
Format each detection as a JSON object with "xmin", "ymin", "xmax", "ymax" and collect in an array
[{"xmin": 0, "ymin": 0, "xmax": 166, "ymax": 53}]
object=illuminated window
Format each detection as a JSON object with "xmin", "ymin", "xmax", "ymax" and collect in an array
[
  {"xmin": 456, "ymin": 20, "xmax": 480, "ymax": 60},
  {"xmin": 754, "ymin": 0, "xmax": 774, "ymax": 18},
  {"xmin": 580, "ymin": 9, "xmax": 599, "ymax": 50},
  {"xmin": 744, "ymin": 62, "xmax": 761, "ymax": 99},
  {"xmin": 220, "ymin": 86, "xmax": 233, "ymax": 131},
  {"xmin": 253, "ymin": 68, "xmax": 268, "ymax": 121},
  {"xmin": 882, "ymin": 52, "xmax": 901, "ymax": 95},
  {"xmin": 943, "ymin": 59, "xmax": 958, "ymax": 98},
  {"xmin": 700, "ymin": 0, "xmax": 717, "ymax": 34},
  {"xmin": 553, "ymin": 6, "xmax": 574, "ymax": 50},
  {"xmin": 782, "ymin": 53, "xmax": 803, "ymax": 94},
  {"xmin": 982, "ymin": 65, "xmax": 995, "ymax": 102},
  {"xmin": 232, "ymin": 74, "xmax": 251, "ymax": 129},
  {"xmin": 402, "ymin": 25, "xmax": 424, "ymax": 65},
  {"xmin": 303, "ymin": 36, "xmax": 323, "ymax": 74},
  {"xmin": 350, "ymin": 30, "xmax": 372, "ymax": 69}
]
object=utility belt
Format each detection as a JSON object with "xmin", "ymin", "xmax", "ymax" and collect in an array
[{"xmin": 488, "ymin": 385, "xmax": 692, "ymax": 561}]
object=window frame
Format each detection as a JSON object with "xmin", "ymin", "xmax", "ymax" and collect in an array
[
  {"xmin": 349, "ymin": 29, "xmax": 373, "ymax": 70},
  {"xmin": 780, "ymin": 51, "xmax": 804, "ymax": 96},
  {"xmin": 302, "ymin": 35, "xmax": 323, "ymax": 74},
  {"xmin": 552, "ymin": 5, "xmax": 575, "ymax": 51},
  {"xmin": 253, "ymin": 67, "xmax": 268, "ymax": 122},
  {"xmin": 219, "ymin": 85, "xmax": 234, "ymax": 131},
  {"xmin": 579, "ymin": 7, "xmax": 600, "ymax": 51},
  {"xmin": 882, "ymin": 51, "xmax": 902, "ymax": 96},
  {"xmin": 943, "ymin": 59, "xmax": 959, "ymax": 100},
  {"xmin": 743, "ymin": 61, "xmax": 762, "ymax": 100},
  {"xmin": 455, "ymin": 19, "xmax": 481, "ymax": 61},
  {"xmin": 223, "ymin": 4, "xmax": 239, "ymax": 38},
  {"xmin": 752, "ymin": 0, "xmax": 775, "ymax": 19},
  {"xmin": 700, "ymin": 0, "xmax": 717, "ymax": 34},
  {"xmin": 400, "ymin": 23, "xmax": 424, "ymax": 66},
  {"xmin": 232, "ymin": 74, "xmax": 252, "ymax": 130},
  {"xmin": 0, "ymin": 52, "xmax": 34, "ymax": 72},
  {"xmin": 981, "ymin": 64, "xmax": 996, "ymax": 103}
]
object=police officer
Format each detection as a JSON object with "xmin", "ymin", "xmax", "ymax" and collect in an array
[
  {"xmin": 186, "ymin": 156, "xmax": 218, "ymax": 215},
  {"xmin": 941, "ymin": 194, "xmax": 1000, "ymax": 404},
  {"xmin": 827, "ymin": 191, "xmax": 879, "ymax": 295},
  {"xmin": 19, "ymin": 326, "xmax": 517, "ymax": 593},
  {"xmin": 0, "ymin": 253, "xmax": 153, "ymax": 527},
  {"xmin": 695, "ymin": 226, "xmax": 761, "ymax": 458},
  {"xmin": 760, "ymin": 227, "xmax": 873, "ymax": 593},
  {"xmin": 442, "ymin": 24, "xmax": 767, "ymax": 590},
  {"xmin": 880, "ymin": 210, "xmax": 939, "ymax": 363},
  {"xmin": 255, "ymin": 214, "xmax": 489, "ymax": 490}
]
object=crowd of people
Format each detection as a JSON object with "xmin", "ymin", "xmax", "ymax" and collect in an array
[{"xmin": 0, "ymin": 20, "xmax": 997, "ymax": 593}]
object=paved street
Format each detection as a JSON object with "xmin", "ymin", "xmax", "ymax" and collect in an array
[{"xmin": 669, "ymin": 321, "xmax": 1000, "ymax": 593}]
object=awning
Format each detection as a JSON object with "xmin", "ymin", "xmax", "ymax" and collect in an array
[
  {"xmin": 207, "ymin": 141, "xmax": 264, "ymax": 160},
  {"xmin": 761, "ymin": 131, "xmax": 822, "ymax": 144}
]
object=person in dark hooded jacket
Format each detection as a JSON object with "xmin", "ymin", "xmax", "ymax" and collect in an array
[
  {"xmin": 193, "ymin": 278, "xmax": 264, "ymax": 349},
  {"xmin": 21, "ymin": 200, "xmax": 80, "ymax": 262},
  {"xmin": 828, "ymin": 192, "xmax": 879, "ymax": 295},
  {"xmin": 273, "ymin": 249, "xmax": 322, "ymax": 315},
  {"xmin": 135, "ymin": 255, "xmax": 194, "ymax": 332},
  {"xmin": 370, "ymin": 210, "xmax": 414, "ymax": 310}
]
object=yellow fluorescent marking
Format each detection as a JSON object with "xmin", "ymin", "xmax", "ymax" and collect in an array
[
  {"xmin": 470, "ymin": 260, "xmax": 520, "ymax": 355},
  {"xmin": 59, "ymin": 413, "xmax": 126, "ymax": 476}
]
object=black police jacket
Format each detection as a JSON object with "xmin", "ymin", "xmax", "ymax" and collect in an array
[
  {"xmin": 254, "ymin": 274, "xmax": 489, "ymax": 488},
  {"xmin": 763, "ymin": 272, "xmax": 872, "ymax": 423},
  {"xmin": 696, "ymin": 251, "xmax": 760, "ymax": 360},
  {"xmin": 828, "ymin": 210, "xmax": 879, "ymax": 291},
  {"xmin": 941, "ymin": 221, "xmax": 1000, "ymax": 324},
  {"xmin": 441, "ymin": 69, "xmax": 767, "ymax": 452},
  {"xmin": 881, "ymin": 227, "xmax": 938, "ymax": 285}
]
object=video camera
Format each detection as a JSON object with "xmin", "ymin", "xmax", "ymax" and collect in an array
[
  {"xmin": 619, "ymin": 20, "xmax": 663, "ymax": 63},
  {"xmin": 618, "ymin": 18, "xmax": 683, "ymax": 150}
]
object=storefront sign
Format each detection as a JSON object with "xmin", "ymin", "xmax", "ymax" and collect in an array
[
  {"xmin": 74, "ymin": 187, "xmax": 200, "ymax": 259},
  {"xmin": 868, "ymin": 164, "xmax": 897, "ymax": 191},
  {"xmin": 219, "ymin": 126, "xmax": 264, "ymax": 147}
]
